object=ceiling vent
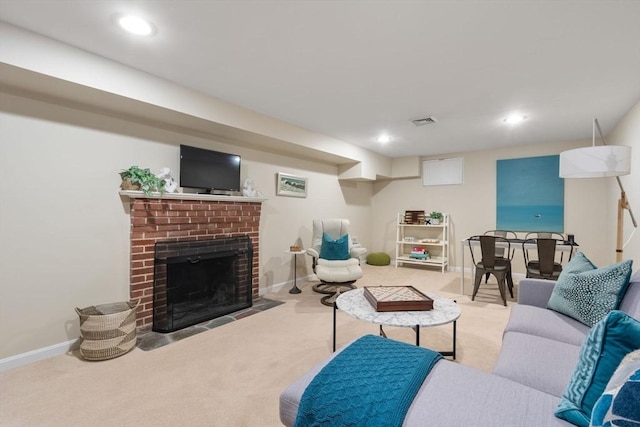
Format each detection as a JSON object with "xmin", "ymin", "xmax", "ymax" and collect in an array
[{"xmin": 411, "ymin": 116, "xmax": 438, "ymax": 126}]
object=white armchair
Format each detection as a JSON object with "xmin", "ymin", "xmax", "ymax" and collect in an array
[{"xmin": 307, "ymin": 219, "xmax": 367, "ymax": 306}]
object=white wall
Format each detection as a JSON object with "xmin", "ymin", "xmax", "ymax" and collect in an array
[
  {"xmin": 370, "ymin": 140, "xmax": 613, "ymax": 274},
  {"xmin": 0, "ymin": 92, "xmax": 372, "ymax": 359}
]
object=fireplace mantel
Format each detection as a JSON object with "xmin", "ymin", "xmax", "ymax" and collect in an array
[{"xmin": 119, "ymin": 190, "xmax": 266, "ymax": 203}]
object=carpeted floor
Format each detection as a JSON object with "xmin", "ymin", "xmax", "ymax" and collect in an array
[{"xmin": 0, "ymin": 265, "xmax": 515, "ymax": 426}]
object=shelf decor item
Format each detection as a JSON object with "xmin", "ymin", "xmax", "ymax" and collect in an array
[
  {"xmin": 429, "ymin": 211, "xmax": 443, "ymax": 225},
  {"xmin": 410, "ymin": 247, "xmax": 429, "ymax": 260},
  {"xmin": 404, "ymin": 210, "xmax": 425, "ymax": 224},
  {"xmin": 364, "ymin": 286, "xmax": 434, "ymax": 312}
]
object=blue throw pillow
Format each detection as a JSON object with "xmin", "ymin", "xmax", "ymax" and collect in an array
[
  {"xmin": 555, "ymin": 311, "xmax": 640, "ymax": 427},
  {"xmin": 563, "ymin": 252, "xmax": 598, "ymax": 274},
  {"xmin": 319, "ymin": 233, "xmax": 350, "ymax": 260},
  {"xmin": 547, "ymin": 253, "xmax": 633, "ymax": 326},
  {"xmin": 590, "ymin": 350, "xmax": 640, "ymax": 427}
]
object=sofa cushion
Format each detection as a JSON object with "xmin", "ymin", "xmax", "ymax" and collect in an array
[
  {"xmin": 404, "ymin": 360, "xmax": 572, "ymax": 426},
  {"xmin": 319, "ymin": 232, "xmax": 350, "ymax": 260},
  {"xmin": 547, "ymin": 253, "xmax": 633, "ymax": 327},
  {"xmin": 504, "ymin": 304, "xmax": 591, "ymax": 346},
  {"xmin": 590, "ymin": 349, "xmax": 640, "ymax": 427},
  {"xmin": 493, "ymin": 331, "xmax": 582, "ymax": 397},
  {"xmin": 618, "ymin": 270, "xmax": 640, "ymax": 319},
  {"xmin": 555, "ymin": 311, "xmax": 640, "ymax": 427}
]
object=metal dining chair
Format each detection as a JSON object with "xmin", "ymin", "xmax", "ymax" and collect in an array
[
  {"xmin": 522, "ymin": 232, "xmax": 571, "ymax": 280},
  {"xmin": 468, "ymin": 235, "xmax": 513, "ymax": 306},
  {"xmin": 483, "ymin": 230, "xmax": 517, "ymax": 287}
]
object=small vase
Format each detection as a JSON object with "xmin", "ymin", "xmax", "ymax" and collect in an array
[{"xmin": 431, "ymin": 218, "xmax": 440, "ymax": 225}]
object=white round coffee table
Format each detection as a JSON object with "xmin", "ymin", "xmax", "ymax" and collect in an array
[{"xmin": 333, "ymin": 288, "xmax": 460, "ymax": 358}]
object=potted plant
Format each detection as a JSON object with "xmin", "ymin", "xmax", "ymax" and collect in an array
[
  {"xmin": 119, "ymin": 166, "xmax": 166, "ymax": 196},
  {"xmin": 429, "ymin": 211, "xmax": 444, "ymax": 225}
]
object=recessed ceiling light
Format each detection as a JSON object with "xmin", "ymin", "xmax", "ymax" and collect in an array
[
  {"xmin": 504, "ymin": 114, "xmax": 526, "ymax": 125},
  {"xmin": 376, "ymin": 135, "xmax": 392, "ymax": 143},
  {"xmin": 117, "ymin": 15, "xmax": 156, "ymax": 36}
]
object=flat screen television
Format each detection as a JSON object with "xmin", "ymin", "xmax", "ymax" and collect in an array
[{"xmin": 179, "ymin": 145, "xmax": 241, "ymax": 193}]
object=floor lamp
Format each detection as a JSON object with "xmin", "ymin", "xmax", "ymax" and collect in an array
[{"xmin": 559, "ymin": 118, "xmax": 637, "ymax": 262}]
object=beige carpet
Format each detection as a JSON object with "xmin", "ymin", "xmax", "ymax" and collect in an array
[{"xmin": 0, "ymin": 265, "xmax": 514, "ymax": 427}]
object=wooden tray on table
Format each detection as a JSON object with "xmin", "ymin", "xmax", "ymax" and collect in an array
[{"xmin": 363, "ymin": 286, "xmax": 434, "ymax": 312}]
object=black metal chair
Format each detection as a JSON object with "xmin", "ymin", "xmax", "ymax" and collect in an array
[
  {"xmin": 483, "ymin": 230, "xmax": 517, "ymax": 286},
  {"xmin": 468, "ymin": 235, "xmax": 513, "ymax": 306},
  {"xmin": 522, "ymin": 232, "xmax": 571, "ymax": 280}
]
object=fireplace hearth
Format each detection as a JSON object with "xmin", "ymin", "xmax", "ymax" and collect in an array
[{"xmin": 153, "ymin": 236, "xmax": 253, "ymax": 333}]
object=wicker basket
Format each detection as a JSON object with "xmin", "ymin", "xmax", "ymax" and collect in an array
[{"xmin": 75, "ymin": 300, "xmax": 139, "ymax": 361}]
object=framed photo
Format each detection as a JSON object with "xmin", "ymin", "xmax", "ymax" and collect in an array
[
  {"xmin": 496, "ymin": 155, "xmax": 563, "ymax": 232},
  {"xmin": 276, "ymin": 172, "xmax": 308, "ymax": 198}
]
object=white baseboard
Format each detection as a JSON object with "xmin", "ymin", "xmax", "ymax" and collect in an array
[
  {"xmin": 261, "ymin": 274, "xmax": 316, "ymax": 295},
  {"xmin": 0, "ymin": 338, "xmax": 79, "ymax": 372}
]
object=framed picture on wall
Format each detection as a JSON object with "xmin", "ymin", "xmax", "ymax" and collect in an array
[
  {"xmin": 276, "ymin": 172, "xmax": 308, "ymax": 198},
  {"xmin": 496, "ymin": 155, "xmax": 564, "ymax": 232}
]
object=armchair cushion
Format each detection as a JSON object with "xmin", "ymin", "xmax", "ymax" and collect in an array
[
  {"xmin": 316, "ymin": 258, "xmax": 363, "ymax": 283},
  {"xmin": 319, "ymin": 233, "xmax": 350, "ymax": 260}
]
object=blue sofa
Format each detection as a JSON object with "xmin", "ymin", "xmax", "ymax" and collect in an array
[{"xmin": 279, "ymin": 270, "xmax": 639, "ymax": 426}]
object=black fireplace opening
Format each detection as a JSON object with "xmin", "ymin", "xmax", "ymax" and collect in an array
[{"xmin": 153, "ymin": 236, "xmax": 253, "ymax": 333}]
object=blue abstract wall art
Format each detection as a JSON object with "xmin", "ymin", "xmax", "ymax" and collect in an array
[{"xmin": 496, "ymin": 155, "xmax": 564, "ymax": 232}]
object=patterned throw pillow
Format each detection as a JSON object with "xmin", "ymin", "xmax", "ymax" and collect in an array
[
  {"xmin": 590, "ymin": 349, "xmax": 640, "ymax": 427},
  {"xmin": 555, "ymin": 311, "xmax": 640, "ymax": 427},
  {"xmin": 547, "ymin": 253, "xmax": 633, "ymax": 327},
  {"xmin": 319, "ymin": 233, "xmax": 350, "ymax": 260},
  {"xmin": 563, "ymin": 252, "xmax": 598, "ymax": 274}
]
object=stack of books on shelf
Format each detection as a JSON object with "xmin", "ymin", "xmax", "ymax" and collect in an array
[{"xmin": 409, "ymin": 247, "xmax": 429, "ymax": 260}]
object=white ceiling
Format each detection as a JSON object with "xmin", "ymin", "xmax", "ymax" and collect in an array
[{"xmin": 1, "ymin": 0, "xmax": 639, "ymax": 158}]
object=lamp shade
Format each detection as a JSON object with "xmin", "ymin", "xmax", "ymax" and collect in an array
[{"xmin": 559, "ymin": 145, "xmax": 632, "ymax": 178}]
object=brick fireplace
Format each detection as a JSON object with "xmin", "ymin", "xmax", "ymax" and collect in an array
[{"xmin": 121, "ymin": 191, "xmax": 263, "ymax": 331}]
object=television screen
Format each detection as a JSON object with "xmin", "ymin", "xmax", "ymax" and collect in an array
[{"xmin": 179, "ymin": 145, "xmax": 241, "ymax": 192}]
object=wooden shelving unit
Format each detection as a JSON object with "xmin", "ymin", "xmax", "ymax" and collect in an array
[{"xmin": 395, "ymin": 212, "xmax": 449, "ymax": 273}]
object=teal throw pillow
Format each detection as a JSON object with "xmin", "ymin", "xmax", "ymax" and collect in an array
[
  {"xmin": 547, "ymin": 253, "xmax": 633, "ymax": 327},
  {"xmin": 590, "ymin": 350, "xmax": 640, "ymax": 427},
  {"xmin": 319, "ymin": 233, "xmax": 350, "ymax": 260},
  {"xmin": 563, "ymin": 252, "xmax": 598, "ymax": 274},
  {"xmin": 555, "ymin": 311, "xmax": 640, "ymax": 427}
]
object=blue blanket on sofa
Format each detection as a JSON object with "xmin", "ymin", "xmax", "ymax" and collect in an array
[{"xmin": 294, "ymin": 334, "xmax": 443, "ymax": 427}]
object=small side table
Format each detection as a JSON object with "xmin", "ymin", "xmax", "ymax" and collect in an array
[{"xmin": 285, "ymin": 250, "xmax": 306, "ymax": 294}]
